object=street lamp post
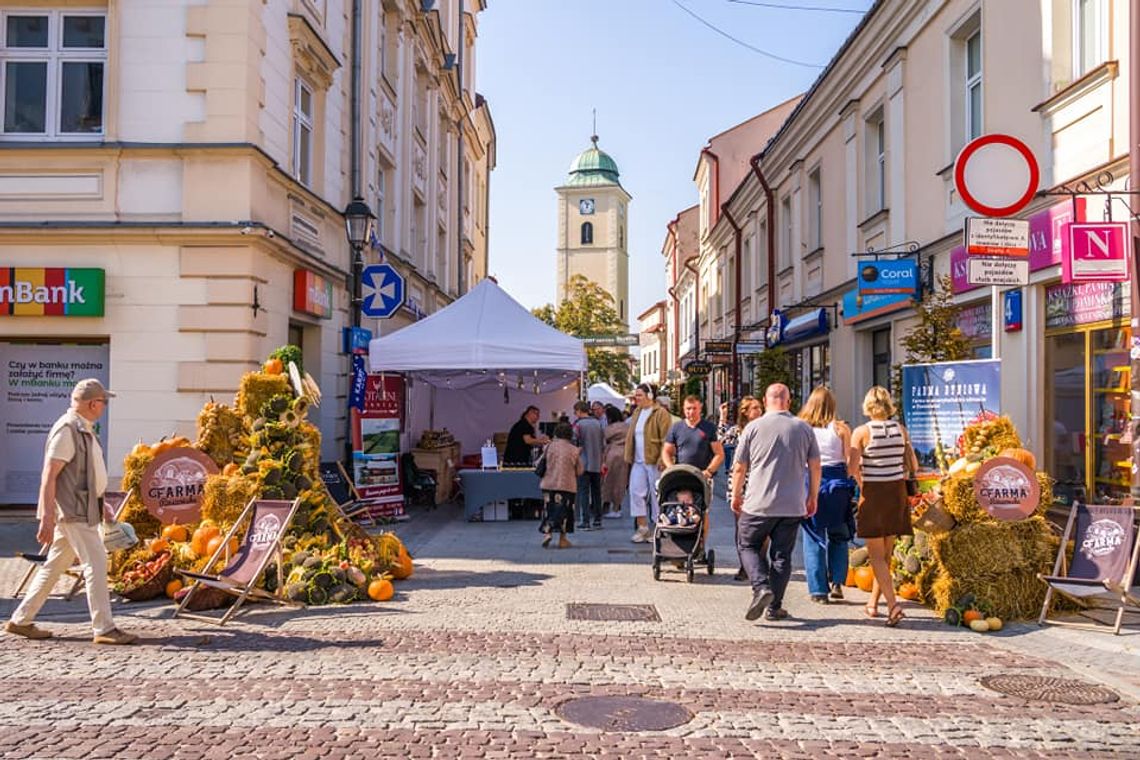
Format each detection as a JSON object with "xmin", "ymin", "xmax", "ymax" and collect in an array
[{"xmin": 343, "ymin": 196, "xmax": 376, "ymax": 469}]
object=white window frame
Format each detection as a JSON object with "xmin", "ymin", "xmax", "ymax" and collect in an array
[
  {"xmin": 779, "ymin": 196, "xmax": 792, "ymax": 270},
  {"xmin": 864, "ymin": 111, "xmax": 886, "ymax": 214},
  {"xmin": 0, "ymin": 10, "xmax": 107, "ymax": 140},
  {"xmin": 293, "ymin": 78, "xmax": 314, "ymax": 187},
  {"xmin": 1072, "ymin": 0, "xmax": 1105, "ymax": 79},
  {"xmin": 807, "ymin": 167, "xmax": 822, "ymax": 251},
  {"xmin": 875, "ymin": 119, "xmax": 886, "ymax": 212},
  {"xmin": 965, "ymin": 30, "xmax": 982, "ymax": 142},
  {"xmin": 376, "ymin": 164, "xmax": 386, "ymax": 241}
]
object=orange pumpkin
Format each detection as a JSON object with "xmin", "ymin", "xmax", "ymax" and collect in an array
[
  {"xmin": 845, "ymin": 566, "xmax": 857, "ymax": 588},
  {"xmin": 963, "ymin": 609, "xmax": 984, "ymax": 625},
  {"xmin": 998, "ymin": 448, "xmax": 1037, "ymax": 471},
  {"xmin": 390, "ymin": 554, "xmax": 413, "ymax": 580},
  {"xmin": 130, "ymin": 442, "xmax": 151, "ymax": 458},
  {"xmin": 898, "ymin": 582, "xmax": 919, "ymax": 601},
  {"xmin": 264, "ymin": 358, "xmax": 284, "ymax": 375},
  {"xmin": 149, "ymin": 538, "xmax": 170, "ymax": 555},
  {"xmin": 162, "ymin": 524, "xmax": 189, "ymax": 543},
  {"xmin": 222, "ymin": 463, "xmax": 240, "ymax": 477},
  {"xmin": 165, "ymin": 579, "xmax": 183, "ymax": 598},
  {"xmin": 367, "ymin": 578, "xmax": 394, "ymax": 602},
  {"xmin": 195, "ymin": 521, "xmax": 220, "ymax": 543},
  {"xmin": 854, "ymin": 565, "xmax": 875, "ymax": 593}
]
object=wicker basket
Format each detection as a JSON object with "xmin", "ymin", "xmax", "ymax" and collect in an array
[
  {"xmin": 912, "ymin": 498, "xmax": 956, "ymax": 535},
  {"xmin": 174, "ymin": 583, "xmax": 232, "ymax": 611},
  {"xmin": 115, "ymin": 554, "xmax": 173, "ymax": 602}
]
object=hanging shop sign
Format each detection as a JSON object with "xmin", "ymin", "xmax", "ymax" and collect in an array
[
  {"xmin": 735, "ymin": 341, "xmax": 766, "ymax": 355},
  {"xmin": 581, "ymin": 334, "xmax": 640, "ymax": 347},
  {"xmin": 765, "ymin": 311, "xmax": 785, "ymax": 347},
  {"xmin": 139, "ymin": 448, "xmax": 220, "ymax": 525},
  {"xmin": 1063, "ymin": 222, "xmax": 1130, "ymax": 284},
  {"xmin": 703, "ymin": 339, "xmax": 734, "ymax": 354},
  {"xmin": 967, "ymin": 257, "xmax": 1029, "ymax": 286},
  {"xmin": 705, "ymin": 353, "xmax": 734, "ymax": 366},
  {"xmin": 857, "ymin": 259, "xmax": 919, "ymax": 296},
  {"xmin": 1044, "ymin": 281, "xmax": 1130, "ymax": 330},
  {"xmin": 965, "ymin": 217, "xmax": 1029, "ymax": 257},
  {"xmin": 779, "ymin": 308, "xmax": 830, "ymax": 346},
  {"xmin": 953, "ymin": 133, "xmax": 1040, "ymax": 218},
  {"xmin": 293, "ymin": 269, "xmax": 334, "ymax": 319},
  {"xmin": 973, "ymin": 457, "xmax": 1040, "ymax": 521},
  {"xmin": 0, "ymin": 268, "xmax": 105, "ymax": 317},
  {"xmin": 683, "ymin": 359, "xmax": 712, "ymax": 378},
  {"xmin": 1029, "ymin": 198, "xmax": 1085, "ymax": 271},
  {"xmin": 841, "ymin": 287, "xmax": 915, "ymax": 325},
  {"xmin": 901, "ymin": 359, "xmax": 1001, "ymax": 475},
  {"xmin": 1003, "ymin": 289, "xmax": 1023, "ymax": 332}
]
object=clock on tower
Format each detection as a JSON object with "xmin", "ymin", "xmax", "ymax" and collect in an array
[{"xmin": 579, "ymin": 198, "xmax": 595, "ymax": 215}]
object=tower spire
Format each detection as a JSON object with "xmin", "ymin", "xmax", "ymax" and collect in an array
[{"xmin": 591, "ymin": 109, "xmax": 598, "ymax": 146}]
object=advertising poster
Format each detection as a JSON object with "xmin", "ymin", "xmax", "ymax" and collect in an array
[
  {"xmin": 0, "ymin": 342, "xmax": 110, "ymax": 504},
  {"xmin": 901, "ymin": 359, "xmax": 1000, "ymax": 474},
  {"xmin": 351, "ymin": 374, "xmax": 405, "ymax": 515}
]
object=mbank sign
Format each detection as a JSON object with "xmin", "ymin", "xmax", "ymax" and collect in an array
[{"xmin": 0, "ymin": 268, "xmax": 105, "ymax": 317}]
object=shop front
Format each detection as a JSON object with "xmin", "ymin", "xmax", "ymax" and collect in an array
[
  {"xmin": 766, "ymin": 308, "xmax": 832, "ymax": 405},
  {"xmin": 1043, "ymin": 280, "xmax": 1131, "ymax": 506}
]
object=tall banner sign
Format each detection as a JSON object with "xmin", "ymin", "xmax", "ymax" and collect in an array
[
  {"xmin": 902, "ymin": 359, "xmax": 1001, "ymax": 474},
  {"xmin": 350, "ymin": 374, "xmax": 405, "ymax": 515}
]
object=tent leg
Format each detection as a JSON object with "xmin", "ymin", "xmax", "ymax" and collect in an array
[{"xmin": 430, "ymin": 384, "xmax": 436, "ymax": 430}]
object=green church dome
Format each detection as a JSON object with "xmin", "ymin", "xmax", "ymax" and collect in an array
[{"xmin": 565, "ymin": 136, "xmax": 621, "ymax": 188}]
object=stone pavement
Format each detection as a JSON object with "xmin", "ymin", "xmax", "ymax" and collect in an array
[{"xmin": 1, "ymin": 476, "xmax": 1139, "ymax": 759}]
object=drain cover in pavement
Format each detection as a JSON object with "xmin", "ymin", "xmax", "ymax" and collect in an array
[
  {"xmin": 556, "ymin": 696, "xmax": 692, "ymax": 732},
  {"xmin": 979, "ymin": 674, "xmax": 1119, "ymax": 705},
  {"xmin": 566, "ymin": 603, "xmax": 661, "ymax": 622}
]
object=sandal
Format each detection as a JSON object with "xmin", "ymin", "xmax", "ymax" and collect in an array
[
  {"xmin": 885, "ymin": 604, "xmax": 906, "ymax": 627},
  {"xmin": 863, "ymin": 604, "xmax": 879, "ymax": 619},
  {"xmin": 542, "ymin": 533, "xmax": 552, "ymax": 548}
]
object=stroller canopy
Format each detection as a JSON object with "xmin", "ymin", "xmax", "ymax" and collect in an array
[{"xmin": 657, "ymin": 464, "xmax": 711, "ymax": 507}]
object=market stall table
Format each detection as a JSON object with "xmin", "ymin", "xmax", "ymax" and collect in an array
[{"xmin": 459, "ymin": 468, "xmax": 541, "ymax": 520}]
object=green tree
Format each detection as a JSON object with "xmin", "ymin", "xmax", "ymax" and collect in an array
[
  {"xmin": 533, "ymin": 275, "xmax": 632, "ymax": 391},
  {"xmin": 753, "ymin": 346, "xmax": 800, "ymax": 411}
]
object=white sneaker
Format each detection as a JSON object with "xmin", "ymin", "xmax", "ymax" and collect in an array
[
  {"xmin": 604, "ymin": 511, "xmax": 622, "ymax": 519},
  {"xmin": 630, "ymin": 528, "xmax": 650, "ymax": 543}
]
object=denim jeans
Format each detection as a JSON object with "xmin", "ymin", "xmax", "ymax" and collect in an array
[
  {"xmin": 577, "ymin": 471, "xmax": 602, "ymax": 525},
  {"xmin": 801, "ymin": 528, "xmax": 849, "ymax": 597}
]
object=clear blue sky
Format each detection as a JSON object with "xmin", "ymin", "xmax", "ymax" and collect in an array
[{"xmin": 477, "ymin": 0, "xmax": 872, "ymax": 321}]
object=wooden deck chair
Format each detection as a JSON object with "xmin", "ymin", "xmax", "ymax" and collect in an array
[
  {"xmin": 173, "ymin": 498, "xmax": 302, "ymax": 625},
  {"xmin": 319, "ymin": 460, "xmax": 375, "ymax": 526},
  {"xmin": 12, "ymin": 489, "xmax": 132, "ymax": 601},
  {"xmin": 1038, "ymin": 502, "xmax": 1140, "ymax": 635}
]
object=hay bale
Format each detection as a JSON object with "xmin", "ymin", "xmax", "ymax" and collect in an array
[
  {"xmin": 931, "ymin": 521, "xmax": 1027, "ymax": 578},
  {"xmin": 941, "ymin": 474, "xmax": 986, "ymax": 524},
  {"xmin": 199, "ymin": 473, "xmax": 259, "ymax": 530},
  {"xmin": 914, "ymin": 560, "xmax": 940, "ymax": 605},
  {"xmin": 1010, "ymin": 515, "xmax": 1060, "ymax": 570},
  {"xmin": 931, "ymin": 567, "xmax": 1047, "ymax": 620},
  {"xmin": 119, "ymin": 446, "xmax": 161, "ymax": 539},
  {"xmin": 234, "ymin": 372, "xmax": 291, "ymax": 420}
]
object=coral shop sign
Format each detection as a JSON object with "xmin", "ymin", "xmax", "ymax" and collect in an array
[{"xmin": 139, "ymin": 447, "xmax": 219, "ymax": 524}]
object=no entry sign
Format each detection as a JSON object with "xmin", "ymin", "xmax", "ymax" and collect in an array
[{"xmin": 954, "ymin": 134, "xmax": 1039, "ymax": 218}]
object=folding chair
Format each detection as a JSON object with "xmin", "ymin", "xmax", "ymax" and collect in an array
[
  {"xmin": 401, "ymin": 451, "xmax": 437, "ymax": 510},
  {"xmin": 12, "ymin": 489, "xmax": 132, "ymax": 601},
  {"xmin": 319, "ymin": 460, "xmax": 377, "ymax": 526},
  {"xmin": 1038, "ymin": 502, "xmax": 1140, "ymax": 635},
  {"xmin": 173, "ymin": 498, "xmax": 302, "ymax": 625}
]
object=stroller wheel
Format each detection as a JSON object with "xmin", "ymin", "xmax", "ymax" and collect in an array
[
  {"xmin": 652, "ymin": 561, "xmax": 661, "ymax": 581},
  {"xmin": 706, "ymin": 549, "xmax": 716, "ymax": 575},
  {"xmin": 685, "ymin": 560, "xmax": 695, "ymax": 584}
]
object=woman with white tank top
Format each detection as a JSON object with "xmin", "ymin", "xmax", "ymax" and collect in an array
[
  {"xmin": 851, "ymin": 386, "xmax": 917, "ymax": 627},
  {"xmin": 798, "ymin": 388, "xmax": 855, "ymax": 604}
]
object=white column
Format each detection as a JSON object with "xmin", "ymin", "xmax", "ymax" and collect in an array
[
  {"xmin": 886, "ymin": 52, "xmax": 906, "ymax": 247},
  {"xmin": 842, "ymin": 106, "xmax": 859, "ymax": 280}
]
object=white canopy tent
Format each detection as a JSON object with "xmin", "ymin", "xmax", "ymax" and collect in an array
[
  {"xmin": 586, "ymin": 382, "xmax": 626, "ymax": 405},
  {"xmin": 368, "ymin": 279, "xmax": 587, "ymax": 454}
]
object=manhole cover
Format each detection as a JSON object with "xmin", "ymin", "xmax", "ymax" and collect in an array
[
  {"xmin": 979, "ymin": 674, "xmax": 1119, "ymax": 705},
  {"xmin": 557, "ymin": 696, "xmax": 692, "ymax": 732},
  {"xmin": 566, "ymin": 603, "xmax": 661, "ymax": 622}
]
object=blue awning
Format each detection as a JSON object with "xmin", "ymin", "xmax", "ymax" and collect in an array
[{"xmin": 779, "ymin": 308, "xmax": 830, "ymax": 345}]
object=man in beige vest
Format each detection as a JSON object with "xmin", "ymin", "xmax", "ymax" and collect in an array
[{"xmin": 5, "ymin": 379, "xmax": 138, "ymax": 645}]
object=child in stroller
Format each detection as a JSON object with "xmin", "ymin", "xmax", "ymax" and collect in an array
[{"xmin": 652, "ymin": 464, "xmax": 715, "ymax": 583}]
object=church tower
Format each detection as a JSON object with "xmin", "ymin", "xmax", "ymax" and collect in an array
[{"xmin": 555, "ymin": 135, "xmax": 631, "ymax": 329}]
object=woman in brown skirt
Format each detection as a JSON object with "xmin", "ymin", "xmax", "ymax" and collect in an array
[{"xmin": 850, "ymin": 386, "xmax": 917, "ymax": 626}]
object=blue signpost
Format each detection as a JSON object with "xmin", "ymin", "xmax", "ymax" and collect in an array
[{"xmin": 360, "ymin": 264, "xmax": 405, "ymax": 319}]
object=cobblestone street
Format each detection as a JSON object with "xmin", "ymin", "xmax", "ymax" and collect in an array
[{"xmin": 2, "ymin": 484, "xmax": 1139, "ymax": 759}]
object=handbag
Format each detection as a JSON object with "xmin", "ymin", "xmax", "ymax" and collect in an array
[
  {"xmin": 534, "ymin": 454, "xmax": 547, "ymax": 479},
  {"xmin": 101, "ymin": 518, "xmax": 138, "ymax": 553},
  {"xmin": 905, "ymin": 478, "xmax": 920, "ymax": 497}
]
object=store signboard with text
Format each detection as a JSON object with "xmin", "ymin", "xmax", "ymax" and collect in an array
[
  {"xmin": 857, "ymin": 259, "xmax": 919, "ymax": 296},
  {"xmin": 902, "ymin": 359, "xmax": 1001, "ymax": 474},
  {"xmin": 965, "ymin": 217, "xmax": 1029, "ymax": 257},
  {"xmin": 351, "ymin": 374, "xmax": 405, "ymax": 514},
  {"xmin": 1044, "ymin": 281, "xmax": 1130, "ymax": 330},
  {"xmin": 1063, "ymin": 222, "xmax": 1130, "ymax": 284},
  {"xmin": 293, "ymin": 269, "xmax": 334, "ymax": 319},
  {"xmin": 0, "ymin": 342, "xmax": 110, "ymax": 504},
  {"xmin": 0, "ymin": 268, "xmax": 105, "ymax": 317}
]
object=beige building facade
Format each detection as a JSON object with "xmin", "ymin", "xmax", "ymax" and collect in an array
[
  {"xmin": 664, "ymin": 0, "xmax": 1131, "ymax": 503},
  {"xmin": 0, "ymin": 0, "xmax": 494, "ymax": 505},
  {"xmin": 636, "ymin": 300, "xmax": 666, "ymax": 389}
]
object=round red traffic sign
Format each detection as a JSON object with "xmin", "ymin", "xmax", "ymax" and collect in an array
[{"xmin": 954, "ymin": 134, "xmax": 1040, "ymax": 217}]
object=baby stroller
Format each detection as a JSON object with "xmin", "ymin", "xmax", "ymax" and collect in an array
[{"xmin": 652, "ymin": 464, "xmax": 714, "ymax": 582}]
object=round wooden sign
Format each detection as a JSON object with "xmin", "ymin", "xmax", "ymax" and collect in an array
[
  {"xmin": 972, "ymin": 456, "xmax": 1040, "ymax": 521},
  {"xmin": 139, "ymin": 447, "xmax": 219, "ymax": 524}
]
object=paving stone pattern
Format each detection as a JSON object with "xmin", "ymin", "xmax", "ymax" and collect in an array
[{"xmin": 1, "ymin": 479, "xmax": 1138, "ymax": 758}]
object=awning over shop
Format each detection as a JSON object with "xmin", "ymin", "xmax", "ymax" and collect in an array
[{"xmin": 767, "ymin": 308, "xmax": 830, "ymax": 347}]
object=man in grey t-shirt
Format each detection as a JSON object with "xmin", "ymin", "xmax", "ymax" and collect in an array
[{"xmin": 731, "ymin": 384, "xmax": 821, "ymax": 622}]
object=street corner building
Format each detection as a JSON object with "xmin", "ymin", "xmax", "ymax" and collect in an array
[{"xmin": 0, "ymin": 1, "xmax": 495, "ymax": 507}]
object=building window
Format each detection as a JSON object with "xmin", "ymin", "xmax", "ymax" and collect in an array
[
  {"xmin": 0, "ymin": 11, "xmax": 106, "ymax": 138},
  {"xmin": 965, "ymin": 30, "xmax": 982, "ymax": 142},
  {"xmin": 779, "ymin": 196, "xmax": 792, "ymax": 270},
  {"xmin": 865, "ymin": 112, "xmax": 886, "ymax": 213},
  {"xmin": 438, "ymin": 120, "xmax": 448, "ymax": 174},
  {"xmin": 808, "ymin": 168, "xmax": 822, "ymax": 251},
  {"xmin": 580, "ymin": 221, "xmax": 593, "ymax": 245},
  {"xmin": 872, "ymin": 328, "xmax": 891, "ymax": 391},
  {"xmin": 1074, "ymin": 0, "xmax": 1105, "ymax": 78},
  {"xmin": 293, "ymin": 78, "xmax": 314, "ymax": 186},
  {"xmin": 742, "ymin": 235, "xmax": 752, "ymax": 297},
  {"xmin": 376, "ymin": 165, "xmax": 385, "ymax": 243}
]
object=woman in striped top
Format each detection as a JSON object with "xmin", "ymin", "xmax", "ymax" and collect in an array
[{"xmin": 851, "ymin": 386, "xmax": 917, "ymax": 627}]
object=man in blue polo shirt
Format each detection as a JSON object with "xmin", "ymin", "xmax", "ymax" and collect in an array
[{"xmin": 662, "ymin": 395, "xmax": 724, "ymax": 479}]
